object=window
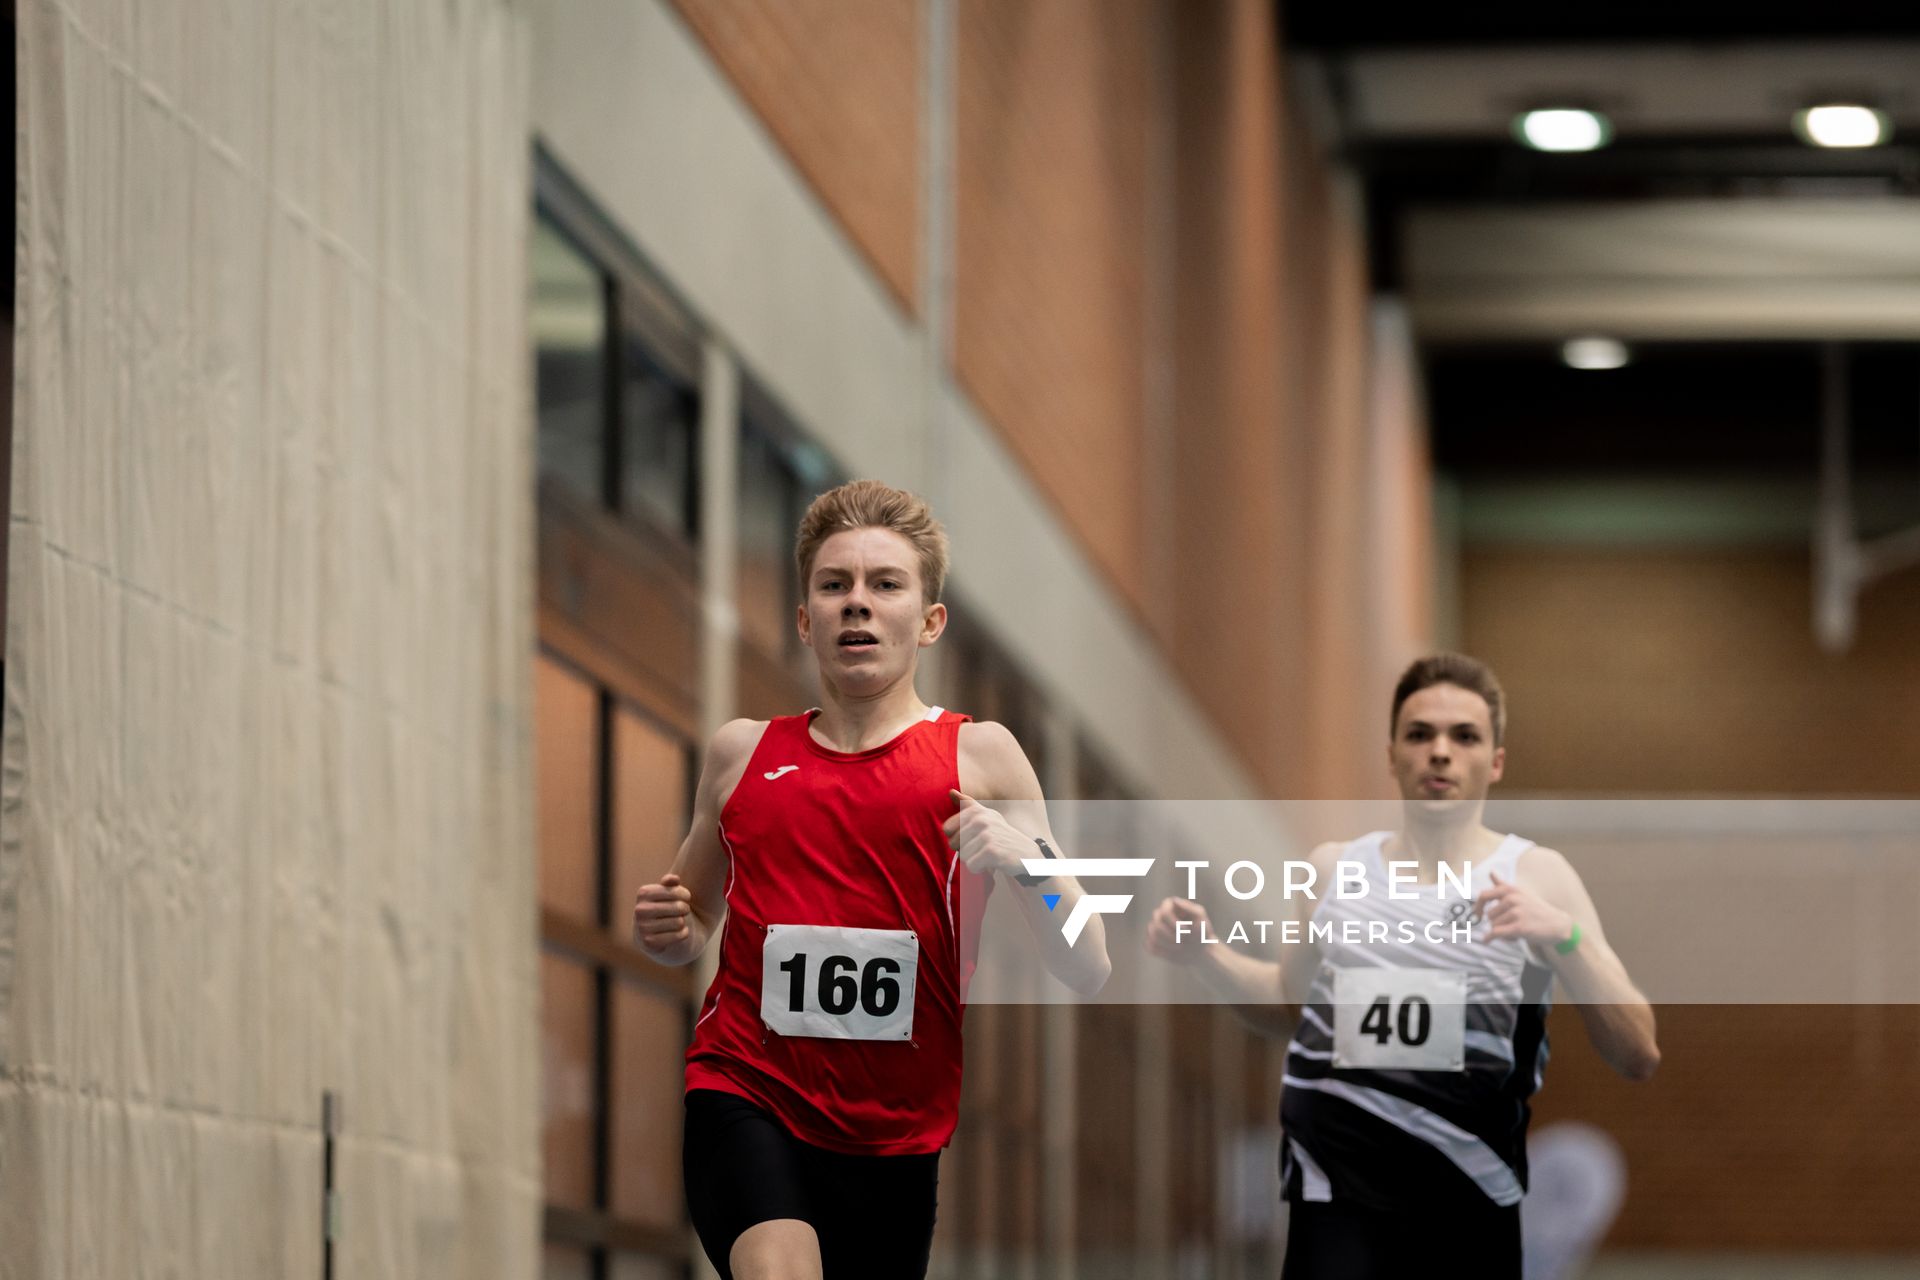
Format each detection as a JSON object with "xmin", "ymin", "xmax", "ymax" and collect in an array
[
  {"xmin": 534, "ymin": 149, "xmax": 703, "ymax": 548},
  {"xmin": 944, "ymin": 609, "xmax": 1050, "ymax": 787},
  {"xmin": 542, "ymin": 1244, "xmax": 593, "ymax": 1280},
  {"xmin": 737, "ymin": 423, "xmax": 802, "ymax": 659},
  {"xmin": 609, "ymin": 977, "xmax": 687, "ymax": 1226},
  {"xmin": 609, "ymin": 707, "xmax": 689, "ymax": 946},
  {"xmin": 535, "ymin": 647, "xmax": 695, "ymax": 1271},
  {"xmin": 736, "ymin": 390, "xmax": 842, "ymax": 713},
  {"xmin": 617, "ymin": 335, "xmax": 698, "ymax": 540},
  {"xmin": 532, "ymin": 217, "xmax": 608, "ymax": 504},
  {"xmin": 536, "ymin": 655, "xmax": 600, "ymax": 922},
  {"xmin": 540, "ymin": 952, "xmax": 598, "ymax": 1212}
]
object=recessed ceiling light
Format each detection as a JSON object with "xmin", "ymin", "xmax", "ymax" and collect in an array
[
  {"xmin": 1562, "ymin": 337, "xmax": 1628, "ymax": 370},
  {"xmin": 1793, "ymin": 104, "xmax": 1889, "ymax": 149},
  {"xmin": 1514, "ymin": 109, "xmax": 1612, "ymax": 153}
]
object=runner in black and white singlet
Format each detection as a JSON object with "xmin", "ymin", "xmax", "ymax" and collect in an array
[
  {"xmin": 1147, "ymin": 653, "xmax": 1660, "ymax": 1280},
  {"xmin": 1278, "ymin": 828, "xmax": 1553, "ymax": 1216}
]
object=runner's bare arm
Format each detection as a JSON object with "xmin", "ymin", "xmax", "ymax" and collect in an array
[
  {"xmin": 1146, "ymin": 841, "xmax": 1338, "ymax": 1037},
  {"xmin": 952, "ymin": 721, "xmax": 1113, "ymax": 997},
  {"xmin": 1146, "ymin": 899, "xmax": 1286, "ymax": 1035},
  {"xmin": 1480, "ymin": 846, "xmax": 1660, "ymax": 1081},
  {"xmin": 632, "ymin": 718, "xmax": 764, "ymax": 967}
]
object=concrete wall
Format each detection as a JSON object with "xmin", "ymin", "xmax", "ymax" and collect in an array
[{"xmin": 0, "ymin": 3, "xmax": 540, "ymax": 1276}]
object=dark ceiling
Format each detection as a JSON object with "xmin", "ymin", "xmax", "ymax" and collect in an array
[
  {"xmin": 1278, "ymin": 6, "xmax": 1920, "ymax": 485},
  {"xmin": 1424, "ymin": 342, "xmax": 1920, "ymax": 478},
  {"xmin": 1279, "ymin": 6, "xmax": 1920, "ymax": 50}
]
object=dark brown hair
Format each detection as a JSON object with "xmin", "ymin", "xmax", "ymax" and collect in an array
[{"xmin": 1390, "ymin": 653, "xmax": 1507, "ymax": 746}]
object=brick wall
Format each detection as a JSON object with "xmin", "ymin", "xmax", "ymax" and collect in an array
[
  {"xmin": 1466, "ymin": 548, "xmax": 1920, "ymax": 1247},
  {"xmin": 1162, "ymin": 0, "xmax": 1294, "ymax": 790},
  {"xmin": 668, "ymin": 0, "xmax": 921, "ymax": 315},
  {"xmin": 1537, "ymin": 1006, "xmax": 1920, "ymax": 1249},
  {"xmin": 1465, "ymin": 550, "xmax": 1920, "ymax": 794},
  {"xmin": 953, "ymin": 0, "xmax": 1155, "ymax": 615},
  {"xmin": 1284, "ymin": 105, "xmax": 1381, "ymax": 801},
  {"xmin": 1163, "ymin": 1, "xmax": 1402, "ymax": 799},
  {"xmin": 671, "ymin": 0, "xmax": 1410, "ymax": 796}
]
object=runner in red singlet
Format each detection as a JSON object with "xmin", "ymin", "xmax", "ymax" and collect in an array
[{"xmin": 634, "ymin": 480, "xmax": 1111, "ymax": 1280}]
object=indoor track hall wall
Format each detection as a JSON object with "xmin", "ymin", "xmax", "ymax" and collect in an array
[
  {"xmin": 0, "ymin": 3, "xmax": 540, "ymax": 1276},
  {"xmin": 670, "ymin": 0, "xmax": 1429, "ymax": 800},
  {"xmin": 1467, "ymin": 547, "xmax": 1920, "ymax": 1250},
  {"xmin": 667, "ymin": 0, "xmax": 924, "ymax": 318},
  {"xmin": 528, "ymin": 1, "xmax": 1429, "ymax": 1273}
]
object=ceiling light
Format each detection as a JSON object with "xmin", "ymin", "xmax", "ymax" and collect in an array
[
  {"xmin": 1562, "ymin": 337, "xmax": 1628, "ymax": 370},
  {"xmin": 1793, "ymin": 104, "xmax": 1889, "ymax": 149},
  {"xmin": 1514, "ymin": 109, "xmax": 1612, "ymax": 153}
]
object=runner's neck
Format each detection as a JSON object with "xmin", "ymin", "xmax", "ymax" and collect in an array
[{"xmin": 809, "ymin": 687, "xmax": 933, "ymax": 754}]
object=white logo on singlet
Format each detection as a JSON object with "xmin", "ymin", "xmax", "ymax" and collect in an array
[{"xmin": 764, "ymin": 765, "xmax": 800, "ymax": 781}]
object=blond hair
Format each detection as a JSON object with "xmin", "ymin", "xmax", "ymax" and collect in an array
[{"xmin": 794, "ymin": 480, "xmax": 950, "ymax": 603}]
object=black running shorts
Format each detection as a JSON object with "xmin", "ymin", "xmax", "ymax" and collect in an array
[
  {"xmin": 682, "ymin": 1089, "xmax": 941, "ymax": 1280},
  {"xmin": 1282, "ymin": 1197, "xmax": 1521, "ymax": 1280}
]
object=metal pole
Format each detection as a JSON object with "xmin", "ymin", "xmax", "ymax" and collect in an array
[
  {"xmin": 1813, "ymin": 343, "xmax": 1859, "ymax": 652},
  {"xmin": 321, "ymin": 1092, "xmax": 340, "ymax": 1280}
]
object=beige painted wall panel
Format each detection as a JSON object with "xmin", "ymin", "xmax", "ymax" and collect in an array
[{"xmin": 2, "ymin": 3, "xmax": 540, "ymax": 1277}]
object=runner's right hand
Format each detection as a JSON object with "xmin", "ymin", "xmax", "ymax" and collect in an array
[
  {"xmin": 634, "ymin": 873, "xmax": 693, "ymax": 952},
  {"xmin": 1145, "ymin": 896, "xmax": 1212, "ymax": 965}
]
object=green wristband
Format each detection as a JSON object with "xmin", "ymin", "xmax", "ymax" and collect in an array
[{"xmin": 1555, "ymin": 922, "xmax": 1582, "ymax": 956}]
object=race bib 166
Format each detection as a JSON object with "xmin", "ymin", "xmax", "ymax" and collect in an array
[{"xmin": 760, "ymin": 924, "xmax": 920, "ymax": 1042}]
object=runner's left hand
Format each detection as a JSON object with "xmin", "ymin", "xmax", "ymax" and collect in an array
[
  {"xmin": 944, "ymin": 790, "xmax": 1033, "ymax": 878},
  {"xmin": 1474, "ymin": 871, "xmax": 1575, "ymax": 948}
]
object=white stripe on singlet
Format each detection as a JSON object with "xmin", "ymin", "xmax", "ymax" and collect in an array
[
  {"xmin": 1281, "ymin": 1074, "xmax": 1526, "ymax": 1206},
  {"xmin": 1290, "ymin": 1138, "xmax": 1333, "ymax": 1202},
  {"xmin": 1465, "ymin": 1030, "xmax": 1514, "ymax": 1065},
  {"xmin": 696, "ymin": 824, "xmax": 745, "ymax": 1031},
  {"xmin": 944, "ymin": 852, "xmax": 960, "ymax": 942}
]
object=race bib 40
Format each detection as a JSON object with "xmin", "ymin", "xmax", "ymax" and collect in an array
[
  {"xmin": 1332, "ymin": 967, "xmax": 1467, "ymax": 1071},
  {"xmin": 760, "ymin": 924, "xmax": 920, "ymax": 1042}
]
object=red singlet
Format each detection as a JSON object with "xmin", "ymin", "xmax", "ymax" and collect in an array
[{"xmin": 684, "ymin": 707, "xmax": 992, "ymax": 1155}]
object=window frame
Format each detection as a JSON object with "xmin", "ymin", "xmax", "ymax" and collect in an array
[
  {"xmin": 535, "ymin": 143, "xmax": 705, "ymax": 554},
  {"xmin": 535, "ymin": 644, "xmax": 697, "ymax": 1274}
]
